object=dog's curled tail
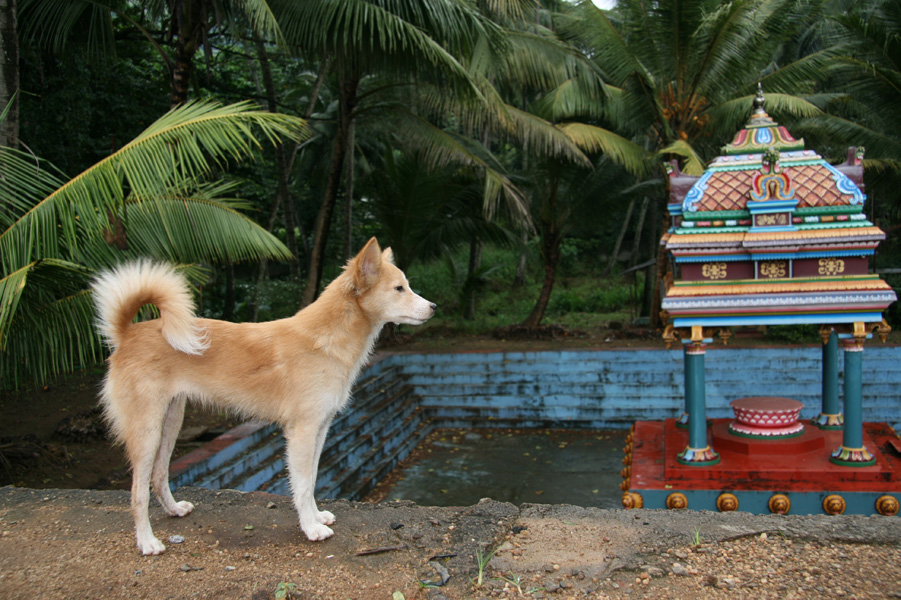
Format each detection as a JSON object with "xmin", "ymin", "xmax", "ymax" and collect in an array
[{"xmin": 92, "ymin": 261, "xmax": 209, "ymax": 355}]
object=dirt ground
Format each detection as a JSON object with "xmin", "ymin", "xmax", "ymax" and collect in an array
[{"xmin": 1, "ymin": 486, "xmax": 900, "ymax": 600}]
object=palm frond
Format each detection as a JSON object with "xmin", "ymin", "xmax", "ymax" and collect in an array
[
  {"xmin": 19, "ymin": 0, "xmax": 116, "ymax": 55},
  {"xmin": 0, "ymin": 259, "xmax": 97, "ymax": 388},
  {"xmin": 122, "ymin": 194, "xmax": 294, "ymax": 264},
  {"xmin": 556, "ymin": 122, "xmax": 649, "ymax": 177},
  {"xmin": 0, "ymin": 100, "xmax": 307, "ymax": 274},
  {"xmin": 706, "ymin": 92, "xmax": 824, "ymax": 141},
  {"xmin": 388, "ymin": 110, "xmax": 531, "ymax": 229},
  {"xmin": 658, "ymin": 140, "xmax": 706, "ymax": 176},
  {"xmin": 274, "ymin": 0, "xmax": 491, "ymax": 97},
  {"xmin": 503, "ymin": 106, "xmax": 592, "ymax": 168}
]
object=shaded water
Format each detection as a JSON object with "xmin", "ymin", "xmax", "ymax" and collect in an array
[{"xmin": 376, "ymin": 429, "xmax": 628, "ymax": 508}]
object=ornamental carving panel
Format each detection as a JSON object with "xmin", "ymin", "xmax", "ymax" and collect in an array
[
  {"xmin": 754, "ymin": 212, "xmax": 791, "ymax": 227},
  {"xmin": 701, "ymin": 263, "xmax": 728, "ymax": 280},
  {"xmin": 759, "ymin": 260, "xmax": 788, "ymax": 279},
  {"xmin": 818, "ymin": 258, "xmax": 845, "ymax": 276}
]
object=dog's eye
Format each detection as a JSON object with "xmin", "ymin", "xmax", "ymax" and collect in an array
[{"xmin": 395, "ymin": 285, "xmax": 404, "ymax": 292}]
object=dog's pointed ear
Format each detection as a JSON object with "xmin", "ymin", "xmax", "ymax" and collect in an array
[
  {"xmin": 382, "ymin": 247, "xmax": 395, "ymax": 264},
  {"xmin": 354, "ymin": 237, "xmax": 382, "ymax": 290}
]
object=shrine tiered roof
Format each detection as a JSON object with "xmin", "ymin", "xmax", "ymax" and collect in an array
[{"xmin": 660, "ymin": 87, "xmax": 896, "ymax": 328}]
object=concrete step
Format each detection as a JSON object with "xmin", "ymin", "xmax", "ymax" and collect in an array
[{"xmin": 193, "ymin": 427, "xmax": 283, "ymax": 490}]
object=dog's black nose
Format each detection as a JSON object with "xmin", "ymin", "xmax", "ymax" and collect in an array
[{"xmin": 430, "ymin": 303, "xmax": 437, "ymax": 311}]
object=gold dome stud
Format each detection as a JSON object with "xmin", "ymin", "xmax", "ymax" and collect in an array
[
  {"xmin": 622, "ymin": 492, "xmax": 643, "ymax": 510},
  {"xmin": 716, "ymin": 493, "xmax": 739, "ymax": 512},
  {"xmin": 876, "ymin": 495, "xmax": 899, "ymax": 517},
  {"xmin": 666, "ymin": 493, "xmax": 688, "ymax": 510},
  {"xmin": 768, "ymin": 494, "xmax": 791, "ymax": 515},
  {"xmin": 823, "ymin": 495, "xmax": 846, "ymax": 515}
]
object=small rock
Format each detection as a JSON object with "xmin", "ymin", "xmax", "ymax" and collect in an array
[
  {"xmin": 180, "ymin": 564, "xmax": 203, "ymax": 572},
  {"xmin": 266, "ymin": 502, "xmax": 277, "ymax": 509},
  {"xmin": 168, "ymin": 535, "xmax": 185, "ymax": 544},
  {"xmin": 671, "ymin": 563, "xmax": 689, "ymax": 576},
  {"xmin": 390, "ymin": 522, "xmax": 404, "ymax": 530},
  {"xmin": 428, "ymin": 561, "xmax": 450, "ymax": 586},
  {"xmin": 225, "ymin": 566, "xmax": 236, "ymax": 572},
  {"xmin": 641, "ymin": 566, "xmax": 666, "ymax": 579},
  {"xmin": 759, "ymin": 532, "xmax": 768, "ymax": 542}
]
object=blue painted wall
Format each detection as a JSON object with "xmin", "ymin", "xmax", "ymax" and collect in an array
[{"xmin": 391, "ymin": 345, "xmax": 900, "ymax": 428}]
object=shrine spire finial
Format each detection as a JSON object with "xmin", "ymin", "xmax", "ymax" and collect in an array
[{"xmin": 753, "ymin": 82, "xmax": 766, "ymax": 115}]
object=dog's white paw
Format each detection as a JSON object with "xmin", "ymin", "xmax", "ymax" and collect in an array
[
  {"xmin": 303, "ymin": 522, "xmax": 334, "ymax": 541},
  {"xmin": 316, "ymin": 509, "xmax": 335, "ymax": 525},
  {"xmin": 172, "ymin": 500, "xmax": 194, "ymax": 517},
  {"xmin": 138, "ymin": 536, "xmax": 166, "ymax": 556}
]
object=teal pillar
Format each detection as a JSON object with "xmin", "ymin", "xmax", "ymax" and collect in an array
[
  {"xmin": 677, "ymin": 343, "xmax": 720, "ymax": 466},
  {"xmin": 815, "ymin": 330, "xmax": 843, "ymax": 429},
  {"xmin": 831, "ymin": 339, "xmax": 875, "ymax": 466},
  {"xmin": 676, "ymin": 360, "xmax": 690, "ymax": 429}
]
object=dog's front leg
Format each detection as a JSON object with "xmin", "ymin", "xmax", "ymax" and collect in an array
[
  {"xmin": 309, "ymin": 415, "xmax": 336, "ymax": 526},
  {"xmin": 285, "ymin": 422, "xmax": 334, "ymax": 541}
]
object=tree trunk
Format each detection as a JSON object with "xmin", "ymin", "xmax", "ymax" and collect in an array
[
  {"xmin": 603, "ymin": 197, "xmax": 635, "ymax": 276},
  {"xmin": 513, "ymin": 230, "xmax": 528, "ymax": 288},
  {"xmin": 641, "ymin": 197, "xmax": 658, "ymax": 319},
  {"xmin": 463, "ymin": 237, "xmax": 483, "ymax": 320},
  {"xmin": 251, "ymin": 57, "xmax": 330, "ymax": 320},
  {"xmin": 0, "ymin": 0, "xmax": 18, "ymax": 150},
  {"xmin": 256, "ymin": 39, "xmax": 299, "ymax": 275},
  {"xmin": 521, "ymin": 228, "xmax": 561, "ymax": 328},
  {"xmin": 521, "ymin": 185, "xmax": 561, "ymax": 328},
  {"xmin": 169, "ymin": 0, "xmax": 203, "ymax": 108},
  {"xmin": 223, "ymin": 261, "xmax": 235, "ymax": 321},
  {"xmin": 343, "ymin": 119, "xmax": 356, "ymax": 261},
  {"xmin": 649, "ymin": 200, "xmax": 670, "ymax": 329},
  {"xmin": 300, "ymin": 75, "xmax": 360, "ymax": 307},
  {"xmin": 629, "ymin": 196, "xmax": 650, "ymax": 268}
]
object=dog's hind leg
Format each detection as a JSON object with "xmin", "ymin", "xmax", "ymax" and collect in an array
[
  {"xmin": 124, "ymin": 395, "xmax": 171, "ymax": 556},
  {"xmin": 285, "ymin": 420, "xmax": 334, "ymax": 541},
  {"xmin": 309, "ymin": 415, "xmax": 336, "ymax": 526},
  {"xmin": 151, "ymin": 396, "xmax": 194, "ymax": 518}
]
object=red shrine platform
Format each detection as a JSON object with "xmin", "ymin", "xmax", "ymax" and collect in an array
[{"xmin": 622, "ymin": 419, "xmax": 901, "ymax": 516}]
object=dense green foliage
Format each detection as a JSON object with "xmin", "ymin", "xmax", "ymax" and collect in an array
[{"xmin": 2, "ymin": 0, "xmax": 900, "ymax": 387}]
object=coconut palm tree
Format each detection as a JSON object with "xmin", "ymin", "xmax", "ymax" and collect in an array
[{"xmin": 0, "ymin": 100, "xmax": 306, "ymax": 388}]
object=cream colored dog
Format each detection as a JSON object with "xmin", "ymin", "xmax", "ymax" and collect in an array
[{"xmin": 92, "ymin": 238, "xmax": 436, "ymax": 555}]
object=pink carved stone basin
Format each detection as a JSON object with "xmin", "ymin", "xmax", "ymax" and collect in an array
[{"xmin": 729, "ymin": 396, "xmax": 805, "ymax": 437}]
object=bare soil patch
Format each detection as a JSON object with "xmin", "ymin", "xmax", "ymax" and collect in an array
[{"xmin": 2, "ymin": 486, "xmax": 900, "ymax": 600}]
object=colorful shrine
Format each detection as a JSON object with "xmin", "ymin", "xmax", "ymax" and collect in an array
[{"xmin": 621, "ymin": 87, "xmax": 900, "ymax": 516}]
